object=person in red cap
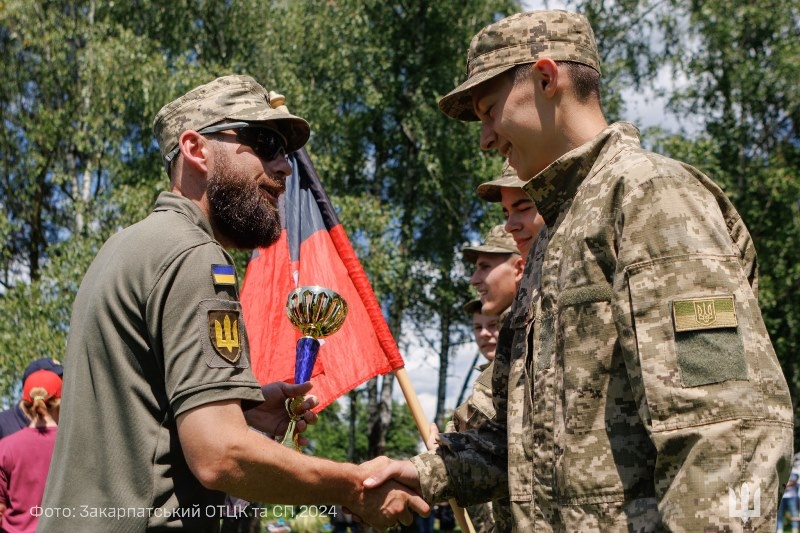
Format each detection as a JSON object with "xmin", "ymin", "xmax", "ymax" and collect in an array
[
  {"xmin": 0, "ymin": 358, "xmax": 63, "ymax": 440},
  {"xmin": 0, "ymin": 369, "xmax": 62, "ymax": 533}
]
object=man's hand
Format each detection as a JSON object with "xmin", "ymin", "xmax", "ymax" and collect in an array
[
  {"xmin": 345, "ymin": 457, "xmax": 429, "ymax": 529},
  {"xmin": 425, "ymin": 422, "xmax": 440, "ymax": 451},
  {"xmin": 362, "ymin": 457, "xmax": 422, "ymax": 495},
  {"xmin": 243, "ymin": 381, "xmax": 319, "ymax": 445}
]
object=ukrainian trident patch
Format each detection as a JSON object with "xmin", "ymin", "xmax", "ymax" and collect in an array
[
  {"xmin": 208, "ymin": 310, "xmax": 242, "ymax": 363},
  {"xmin": 672, "ymin": 295, "xmax": 738, "ymax": 332}
]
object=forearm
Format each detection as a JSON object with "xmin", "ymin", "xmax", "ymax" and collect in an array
[
  {"xmin": 414, "ymin": 421, "xmax": 509, "ymax": 506},
  {"xmin": 178, "ymin": 399, "xmax": 430, "ymax": 529},
  {"xmin": 220, "ymin": 434, "xmax": 429, "ymax": 528},
  {"xmin": 220, "ymin": 429, "xmax": 364, "ymax": 506},
  {"xmin": 652, "ymin": 418, "xmax": 791, "ymax": 530},
  {"xmin": 178, "ymin": 401, "xmax": 364, "ymax": 508}
]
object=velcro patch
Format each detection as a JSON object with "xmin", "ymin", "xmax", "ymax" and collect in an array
[
  {"xmin": 672, "ymin": 295, "xmax": 738, "ymax": 332},
  {"xmin": 208, "ymin": 309, "xmax": 242, "ymax": 363},
  {"xmin": 198, "ymin": 300, "xmax": 250, "ymax": 369},
  {"xmin": 211, "ymin": 264, "xmax": 237, "ymax": 286}
]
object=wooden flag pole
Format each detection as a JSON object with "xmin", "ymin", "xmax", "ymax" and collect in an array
[{"xmin": 394, "ymin": 367, "xmax": 475, "ymax": 533}]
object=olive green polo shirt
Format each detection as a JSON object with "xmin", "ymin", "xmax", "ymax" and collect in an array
[{"xmin": 40, "ymin": 192, "xmax": 265, "ymax": 532}]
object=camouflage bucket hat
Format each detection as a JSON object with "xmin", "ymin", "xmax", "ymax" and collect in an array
[
  {"xmin": 477, "ymin": 163, "xmax": 528, "ymax": 203},
  {"xmin": 439, "ymin": 10, "xmax": 601, "ymax": 121},
  {"xmin": 463, "ymin": 298, "xmax": 482, "ymax": 315},
  {"xmin": 153, "ymin": 75, "xmax": 310, "ymax": 172},
  {"xmin": 462, "ymin": 224, "xmax": 518, "ymax": 264}
]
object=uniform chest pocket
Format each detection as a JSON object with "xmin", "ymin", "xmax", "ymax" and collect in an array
[
  {"xmin": 465, "ymin": 368, "xmax": 497, "ymax": 427},
  {"xmin": 558, "ymin": 285, "xmax": 623, "ymax": 435}
]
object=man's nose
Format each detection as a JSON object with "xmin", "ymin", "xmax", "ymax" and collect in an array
[{"xmin": 479, "ymin": 122, "xmax": 496, "ymax": 151}]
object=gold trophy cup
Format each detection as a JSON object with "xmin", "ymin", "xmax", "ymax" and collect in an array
[{"xmin": 281, "ymin": 286, "xmax": 348, "ymax": 449}]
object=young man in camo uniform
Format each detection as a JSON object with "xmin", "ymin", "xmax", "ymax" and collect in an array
[{"xmin": 367, "ymin": 10, "xmax": 793, "ymax": 532}]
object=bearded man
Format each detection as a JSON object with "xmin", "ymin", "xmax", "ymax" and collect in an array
[{"xmin": 39, "ymin": 75, "xmax": 428, "ymax": 533}]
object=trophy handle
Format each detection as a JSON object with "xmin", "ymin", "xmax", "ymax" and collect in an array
[{"xmin": 280, "ymin": 397, "xmax": 304, "ymax": 449}]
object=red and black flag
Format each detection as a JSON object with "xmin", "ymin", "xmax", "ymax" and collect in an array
[{"xmin": 240, "ymin": 148, "xmax": 405, "ymax": 411}]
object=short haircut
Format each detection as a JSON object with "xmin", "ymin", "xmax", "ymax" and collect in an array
[{"xmin": 512, "ymin": 61, "xmax": 600, "ymax": 103}]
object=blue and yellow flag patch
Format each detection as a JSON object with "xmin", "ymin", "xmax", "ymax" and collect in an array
[{"xmin": 211, "ymin": 264, "xmax": 237, "ymax": 286}]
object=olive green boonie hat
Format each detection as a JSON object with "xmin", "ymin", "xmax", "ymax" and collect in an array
[
  {"xmin": 461, "ymin": 224, "xmax": 518, "ymax": 264},
  {"xmin": 477, "ymin": 163, "xmax": 528, "ymax": 203},
  {"xmin": 153, "ymin": 75, "xmax": 310, "ymax": 174},
  {"xmin": 439, "ymin": 10, "xmax": 601, "ymax": 121}
]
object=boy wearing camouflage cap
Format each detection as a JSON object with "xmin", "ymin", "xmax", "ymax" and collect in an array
[
  {"xmin": 40, "ymin": 75, "xmax": 427, "ymax": 532},
  {"xmin": 447, "ymin": 224, "xmax": 522, "ymax": 448},
  {"xmin": 367, "ymin": 10, "xmax": 792, "ymax": 532},
  {"xmin": 443, "ymin": 300, "xmax": 504, "ymax": 533},
  {"xmin": 476, "ymin": 163, "xmax": 545, "ymax": 260},
  {"xmin": 462, "ymin": 224, "xmax": 523, "ymax": 317},
  {"xmin": 434, "ymin": 225, "xmax": 522, "ymax": 532},
  {"xmin": 450, "ymin": 295, "xmax": 517, "ymax": 533}
]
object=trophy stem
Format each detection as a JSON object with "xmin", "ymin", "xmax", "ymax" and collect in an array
[
  {"xmin": 295, "ymin": 336, "xmax": 320, "ymax": 384},
  {"xmin": 281, "ymin": 336, "xmax": 320, "ymax": 450},
  {"xmin": 280, "ymin": 396, "xmax": 304, "ymax": 449}
]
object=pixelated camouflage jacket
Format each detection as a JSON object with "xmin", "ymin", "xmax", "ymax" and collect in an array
[
  {"xmin": 449, "ymin": 360, "xmax": 496, "ymax": 434},
  {"xmin": 410, "ymin": 122, "xmax": 793, "ymax": 532},
  {"xmin": 446, "ymin": 360, "xmax": 511, "ymax": 533},
  {"xmin": 446, "ymin": 319, "xmax": 514, "ymax": 532}
]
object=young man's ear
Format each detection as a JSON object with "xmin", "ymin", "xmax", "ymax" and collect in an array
[
  {"xmin": 514, "ymin": 255, "xmax": 525, "ymax": 283},
  {"xmin": 533, "ymin": 58, "xmax": 559, "ymax": 97}
]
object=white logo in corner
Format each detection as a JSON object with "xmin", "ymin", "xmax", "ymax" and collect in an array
[{"xmin": 728, "ymin": 482, "xmax": 761, "ymax": 523}]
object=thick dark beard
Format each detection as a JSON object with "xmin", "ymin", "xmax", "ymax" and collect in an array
[{"xmin": 207, "ymin": 148, "xmax": 282, "ymax": 250}]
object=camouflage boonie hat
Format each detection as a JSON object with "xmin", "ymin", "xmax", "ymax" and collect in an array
[
  {"xmin": 461, "ymin": 224, "xmax": 518, "ymax": 264},
  {"xmin": 153, "ymin": 75, "xmax": 310, "ymax": 172},
  {"xmin": 477, "ymin": 162, "xmax": 528, "ymax": 203},
  {"xmin": 439, "ymin": 10, "xmax": 601, "ymax": 121},
  {"xmin": 463, "ymin": 298, "xmax": 482, "ymax": 315}
]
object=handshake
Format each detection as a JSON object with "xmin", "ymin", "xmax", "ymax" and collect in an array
[
  {"xmin": 247, "ymin": 381, "xmax": 433, "ymax": 530},
  {"xmin": 346, "ymin": 456, "xmax": 429, "ymax": 529}
]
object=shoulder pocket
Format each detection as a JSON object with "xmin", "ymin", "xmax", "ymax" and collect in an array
[{"xmin": 626, "ymin": 256, "xmax": 762, "ymax": 430}]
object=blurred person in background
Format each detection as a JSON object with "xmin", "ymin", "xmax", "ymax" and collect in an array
[
  {"xmin": 0, "ymin": 358, "xmax": 63, "ymax": 440},
  {"xmin": 0, "ymin": 369, "xmax": 62, "ymax": 533}
]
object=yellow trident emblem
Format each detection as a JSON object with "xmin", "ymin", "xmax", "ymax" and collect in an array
[
  {"xmin": 694, "ymin": 300, "xmax": 717, "ymax": 326},
  {"xmin": 209, "ymin": 310, "xmax": 242, "ymax": 363}
]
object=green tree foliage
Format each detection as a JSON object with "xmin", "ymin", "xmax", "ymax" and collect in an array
[
  {"xmin": 564, "ymin": 0, "xmax": 683, "ymax": 119},
  {"xmin": 259, "ymin": 0, "xmax": 518, "ymax": 430},
  {"xmin": 0, "ymin": 0, "xmax": 518, "ymax": 445},
  {"xmin": 0, "ymin": 0, "xmax": 168, "ymax": 397},
  {"xmin": 305, "ymin": 394, "xmax": 421, "ymax": 463}
]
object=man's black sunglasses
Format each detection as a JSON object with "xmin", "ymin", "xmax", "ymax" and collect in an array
[{"xmin": 199, "ymin": 122, "xmax": 287, "ymax": 162}]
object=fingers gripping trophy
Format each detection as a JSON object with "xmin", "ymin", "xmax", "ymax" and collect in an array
[{"xmin": 281, "ymin": 286, "xmax": 348, "ymax": 449}]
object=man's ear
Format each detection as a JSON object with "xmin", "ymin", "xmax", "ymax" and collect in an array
[
  {"xmin": 514, "ymin": 255, "xmax": 525, "ymax": 283},
  {"xmin": 533, "ymin": 58, "xmax": 559, "ymax": 97},
  {"xmin": 178, "ymin": 130, "xmax": 211, "ymax": 174}
]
